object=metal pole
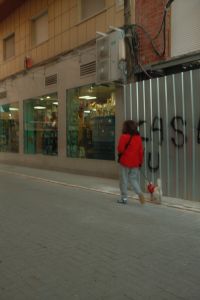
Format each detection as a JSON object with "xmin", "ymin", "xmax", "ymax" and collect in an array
[{"xmin": 124, "ymin": 0, "xmax": 131, "ymax": 26}]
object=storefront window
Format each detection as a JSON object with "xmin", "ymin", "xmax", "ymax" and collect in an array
[
  {"xmin": 0, "ymin": 102, "xmax": 19, "ymax": 152},
  {"xmin": 67, "ymin": 84, "xmax": 115, "ymax": 160},
  {"xmin": 24, "ymin": 93, "xmax": 58, "ymax": 155}
]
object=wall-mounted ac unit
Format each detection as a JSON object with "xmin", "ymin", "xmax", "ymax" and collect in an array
[
  {"xmin": 96, "ymin": 30, "xmax": 125, "ymax": 84},
  {"xmin": 96, "ymin": 35, "xmax": 109, "ymax": 83}
]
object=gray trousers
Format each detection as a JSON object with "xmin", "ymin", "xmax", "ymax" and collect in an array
[{"xmin": 119, "ymin": 165, "xmax": 142, "ymax": 199}]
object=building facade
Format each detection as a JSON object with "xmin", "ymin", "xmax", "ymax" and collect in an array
[
  {"xmin": 0, "ymin": 0, "xmax": 199, "ymax": 200},
  {"xmin": 0, "ymin": 0, "xmax": 125, "ymax": 177}
]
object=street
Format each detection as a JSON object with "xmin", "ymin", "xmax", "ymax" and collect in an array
[{"xmin": 0, "ymin": 167, "xmax": 200, "ymax": 300}]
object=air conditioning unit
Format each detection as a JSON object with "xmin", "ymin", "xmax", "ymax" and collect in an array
[
  {"xmin": 96, "ymin": 59, "xmax": 109, "ymax": 82},
  {"xmin": 96, "ymin": 30, "xmax": 125, "ymax": 84},
  {"xmin": 96, "ymin": 36, "xmax": 109, "ymax": 83}
]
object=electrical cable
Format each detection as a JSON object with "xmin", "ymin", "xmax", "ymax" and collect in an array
[
  {"xmin": 123, "ymin": 0, "xmax": 174, "ymax": 79},
  {"xmin": 165, "ymin": 0, "xmax": 175, "ymax": 9},
  {"xmin": 133, "ymin": 22, "xmax": 166, "ymax": 57},
  {"xmin": 134, "ymin": 0, "xmax": 174, "ymax": 57},
  {"xmin": 152, "ymin": 10, "xmax": 166, "ymax": 41},
  {"xmin": 138, "ymin": 62, "xmax": 152, "ymax": 79}
]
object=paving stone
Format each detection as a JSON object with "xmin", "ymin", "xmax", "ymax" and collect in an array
[{"xmin": 0, "ymin": 165, "xmax": 200, "ymax": 299}]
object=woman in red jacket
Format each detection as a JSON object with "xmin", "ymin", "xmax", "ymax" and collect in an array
[{"xmin": 117, "ymin": 120, "xmax": 145, "ymax": 204}]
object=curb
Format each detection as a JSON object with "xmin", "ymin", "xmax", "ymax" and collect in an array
[{"xmin": 1, "ymin": 169, "xmax": 200, "ymax": 214}]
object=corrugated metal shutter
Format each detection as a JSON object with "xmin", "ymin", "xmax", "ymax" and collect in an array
[
  {"xmin": 124, "ymin": 68, "xmax": 200, "ymax": 201},
  {"xmin": 171, "ymin": 0, "xmax": 200, "ymax": 57}
]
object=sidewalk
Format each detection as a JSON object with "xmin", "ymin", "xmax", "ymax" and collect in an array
[{"xmin": 0, "ymin": 163, "xmax": 200, "ymax": 213}]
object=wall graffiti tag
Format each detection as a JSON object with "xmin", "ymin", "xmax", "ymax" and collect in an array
[{"xmin": 138, "ymin": 116, "xmax": 200, "ymax": 172}]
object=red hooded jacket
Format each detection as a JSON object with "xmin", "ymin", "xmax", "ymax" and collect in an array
[{"xmin": 117, "ymin": 133, "xmax": 143, "ymax": 168}]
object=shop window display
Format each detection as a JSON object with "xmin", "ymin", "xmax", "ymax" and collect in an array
[
  {"xmin": 24, "ymin": 93, "xmax": 58, "ymax": 155},
  {"xmin": 0, "ymin": 102, "xmax": 19, "ymax": 152},
  {"xmin": 67, "ymin": 84, "xmax": 115, "ymax": 160}
]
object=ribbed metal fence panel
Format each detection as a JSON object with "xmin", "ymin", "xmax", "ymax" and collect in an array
[{"xmin": 124, "ymin": 69, "xmax": 200, "ymax": 201}]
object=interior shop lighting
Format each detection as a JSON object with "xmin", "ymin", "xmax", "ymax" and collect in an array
[
  {"xmin": 40, "ymin": 97, "xmax": 44, "ymax": 100},
  {"xmin": 9, "ymin": 107, "xmax": 19, "ymax": 111},
  {"xmin": 53, "ymin": 102, "xmax": 58, "ymax": 105},
  {"xmin": 79, "ymin": 96, "xmax": 97, "ymax": 100},
  {"xmin": 46, "ymin": 96, "xmax": 51, "ymax": 99},
  {"xmin": 84, "ymin": 110, "xmax": 91, "ymax": 113},
  {"xmin": 34, "ymin": 106, "xmax": 46, "ymax": 110}
]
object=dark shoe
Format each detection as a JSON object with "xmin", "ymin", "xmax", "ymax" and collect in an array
[{"xmin": 117, "ymin": 198, "xmax": 127, "ymax": 204}]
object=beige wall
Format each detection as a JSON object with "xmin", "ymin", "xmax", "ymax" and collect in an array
[{"xmin": 0, "ymin": 0, "xmax": 124, "ymax": 81}]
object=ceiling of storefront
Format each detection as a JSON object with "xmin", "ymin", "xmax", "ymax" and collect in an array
[
  {"xmin": 0, "ymin": 0, "xmax": 26, "ymax": 21},
  {"xmin": 79, "ymin": 84, "xmax": 116, "ymax": 99}
]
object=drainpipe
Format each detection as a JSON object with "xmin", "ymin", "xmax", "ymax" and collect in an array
[
  {"xmin": 124, "ymin": 0, "xmax": 132, "ymax": 26},
  {"xmin": 123, "ymin": 0, "xmax": 133, "ymax": 119},
  {"xmin": 124, "ymin": 0, "xmax": 135, "ymax": 84}
]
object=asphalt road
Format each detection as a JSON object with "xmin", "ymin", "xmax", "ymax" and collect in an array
[{"xmin": 0, "ymin": 170, "xmax": 200, "ymax": 300}]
